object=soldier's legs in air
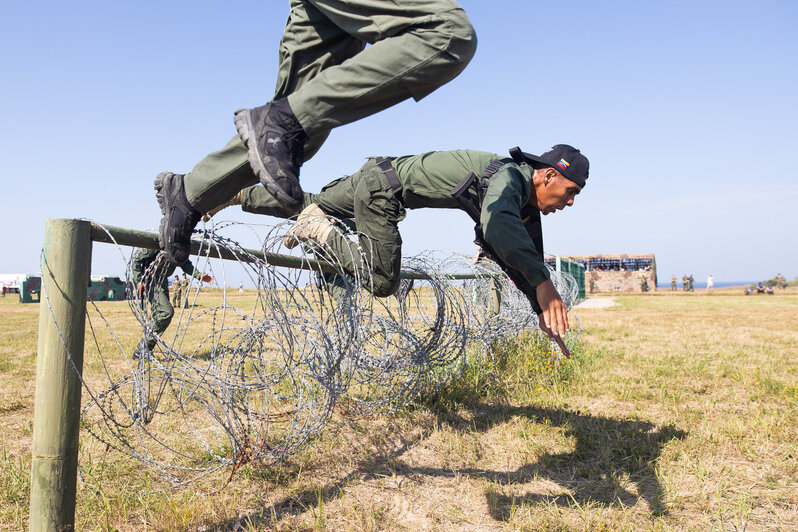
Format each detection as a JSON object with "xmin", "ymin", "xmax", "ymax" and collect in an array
[
  {"xmin": 157, "ymin": 6, "xmax": 355, "ymax": 262},
  {"xmin": 179, "ymin": 132, "xmax": 326, "ymax": 219},
  {"xmin": 159, "ymin": 0, "xmax": 474, "ymax": 262},
  {"xmin": 285, "ymin": 0, "xmax": 476, "ymax": 139},
  {"xmin": 183, "ymin": 0, "xmax": 475, "ymax": 213},
  {"xmin": 237, "ymin": 0, "xmax": 475, "ymax": 208},
  {"xmin": 179, "ymin": 1, "xmax": 362, "ymax": 216}
]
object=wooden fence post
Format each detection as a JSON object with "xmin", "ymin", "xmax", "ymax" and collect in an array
[{"xmin": 30, "ymin": 219, "xmax": 92, "ymax": 531}]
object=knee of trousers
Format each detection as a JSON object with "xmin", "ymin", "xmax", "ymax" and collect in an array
[
  {"xmin": 427, "ymin": 8, "xmax": 477, "ymax": 72},
  {"xmin": 372, "ymin": 272, "xmax": 402, "ymax": 299},
  {"xmin": 442, "ymin": 8, "xmax": 478, "ymax": 65},
  {"xmin": 152, "ymin": 307, "xmax": 174, "ymax": 334},
  {"xmin": 405, "ymin": 9, "xmax": 476, "ymax": 99}
]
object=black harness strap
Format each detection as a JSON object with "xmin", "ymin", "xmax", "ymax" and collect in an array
[
  {"xmin": 478, "ymin": 157, "xmax": 513, "ymax": 202},
  {"xmin": 450, "ymin": 171, "xmax": 481, "ymax": 220},
  {"xmin": 449, "ymin": 157, "xmax": 513, "ymax": 220},
  {"xmin": 509, "ymin": 146, "xmax": 526, "ymax": 165},
  {"xmin": 483, "ymin": 157, "xmax": 514, "ymax": 178},
  {"xmin": 375, "ymin": 157, "xmax": 402, "ymax": 191}
]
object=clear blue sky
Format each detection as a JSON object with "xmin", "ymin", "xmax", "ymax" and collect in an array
[{"xmin": 1, "ymin": 1, "xmax": 796, "ymax": 285}]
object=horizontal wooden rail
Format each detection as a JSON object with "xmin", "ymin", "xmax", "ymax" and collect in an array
[{"xmin": 89, "ymin": 222, "xmax": 478, "ymax": 281}]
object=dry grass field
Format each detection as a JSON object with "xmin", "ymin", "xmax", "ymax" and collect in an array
[{"xmin": 0, "ymin": 287, "xmax": 796, "ymax": 531}]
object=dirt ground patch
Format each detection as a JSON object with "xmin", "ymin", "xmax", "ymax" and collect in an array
[{"xmin": 574, "ymin": 297, "xmax": 616, "ymax": 309}]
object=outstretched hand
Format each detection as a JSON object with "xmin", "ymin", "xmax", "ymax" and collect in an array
[
  {"xmin": 535, "ymin": 279, "xmax": 569, "ymax": 338},
  {"xmin": 201, "ymin": 274, "xmax": 214, "ymax": 284},
  {"xmin": 536, "ymin": 319, "xmax": 572, "ymax": 359}
]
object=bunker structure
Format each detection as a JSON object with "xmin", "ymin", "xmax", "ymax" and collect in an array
[
  {"xmin": 2, "ymin": 274, "xmax": 127, "ymax": 303},
  {"xmin": 560, "ymin": 254, "xmax": 657, "ymax": 293},
  {"xmin": 0, "ymin": 273, "xmax": 42, "ymax": 303}
]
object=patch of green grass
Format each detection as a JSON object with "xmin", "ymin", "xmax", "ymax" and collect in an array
[
  {"xmin": 0, "ymin": 447, "xmax": 30, "ymax": 526},
  {"xmin": 435, "ymin": 329, "xmax": 595, "ymax": 410}
]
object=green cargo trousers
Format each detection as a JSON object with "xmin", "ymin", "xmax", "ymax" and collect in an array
[
  {"xmin": 315, "ymin": 159, "xmax": 407, "ymax": 298},
  {"xmin": 183, "ymin": 0, "xmax": 476, "ymax": 213},
  {"xmin": 146, "ymin": 283, "xmax": 175, "ymax": 350},
  {"xmin": 241, "ymin": 159, "xmax": 406, "ymax": 298}
]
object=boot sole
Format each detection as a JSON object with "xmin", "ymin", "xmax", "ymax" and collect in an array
[
  {"xmin": 234, "ymin": 107, "xmax": 302, "ymax": 212},
  {"xmin": 153, "ymin": 171, "xmax": 173, "ymax": 251},
  {"xmin": 154, "ymin": 171, "xmax": 191, "ymax": 264}
]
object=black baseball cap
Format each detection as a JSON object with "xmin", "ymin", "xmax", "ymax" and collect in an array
[{"xmin": 509, "ymin": 144, "xmax": 589, "ymax": 188}]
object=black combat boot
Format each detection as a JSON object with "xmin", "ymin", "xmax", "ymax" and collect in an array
[
  {"xmin": 132, "ymin": 338, "xmax": 153, "ymax": 360},
  {"xmin": 234, "ymin": 98, "xmax": 306, "ymax": 212},
  {"xmin": 154, "ymin": 171, "xmax": 202, "ymax": 265}
]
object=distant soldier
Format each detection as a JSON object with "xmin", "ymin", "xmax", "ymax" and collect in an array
[
  {"xmin": 170, "ymin": 275, "xmax": 181, "ymax": 306},
  {"xmin": 589, "ymin": 277, "xmax": 595, "ymax": 294},
  {"xmin": 640, "ymin": 275, "xmax": 649, "ymax": 292},
  {"xmin": 180, "ymin": 273, "xmax": 191, "ymax": 308},
  {"xmin": 671, "ymin": 274, "xmax": 677, "ymax": 291},
  {"xmin": 688, "ymin": 274, "xmax": 694, "ymax": 292},
  {"xmin": 130, "ymin": 249, "xmax": 213, "ymax": 359},
  {"xmin": 682, "ymin": 274, "xmax": 688, "ymax": 291}
]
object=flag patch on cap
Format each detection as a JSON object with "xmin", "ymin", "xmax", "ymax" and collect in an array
[{"xmin": 557, "ymin": 159, "xmax": 570, "ymax": 171}]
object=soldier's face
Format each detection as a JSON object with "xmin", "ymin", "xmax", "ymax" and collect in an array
[{"xmin": 532, "ymin": 168, "xmax": 582, "ymax": 215}]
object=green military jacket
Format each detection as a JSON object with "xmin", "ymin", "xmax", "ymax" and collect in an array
[
  {"xmin": 131, "ymin": 249, "xmax": 199, "ymax": 288},
  {"xmin": 392, "ymin": 150, "xmax": 550, "ymax": 288}
]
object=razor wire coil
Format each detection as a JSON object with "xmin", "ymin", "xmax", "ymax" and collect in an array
[{"xmin": 43, "ymin": 219, "xmax": 581, "ymax": 492}]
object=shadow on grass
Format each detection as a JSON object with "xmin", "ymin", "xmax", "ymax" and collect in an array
[
  {"xmin": 213, "ymin": 403, "xmax": 686, "ymax": 528},
  {"xmin": 468, "ymin": 405, "xmax": 687, "ymax": 519}
]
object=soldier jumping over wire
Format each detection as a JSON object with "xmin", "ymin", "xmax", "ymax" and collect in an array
[
  {"xmin": 154, "ymin": 0, "xmax": 477, "ymax": 266},
  {"xmin": 204, "ymin": 144, "xmax": 590, "ymax": 358}
]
